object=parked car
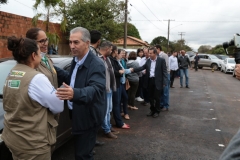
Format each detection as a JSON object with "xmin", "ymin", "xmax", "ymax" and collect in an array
[
  {"xmin": 214, "ymin": 55, "xmax": 229, "ymax": 68},
  {"xmin": 0, "ymin": 57, "xmax": 73, "ymax": 160},
  {"xmin": 190, "ymin": 54, "xmax": 221, "ymax": 70},
  {"xmin": 220, "ymin": 58, "xmax": 236, "ymax": 74}
]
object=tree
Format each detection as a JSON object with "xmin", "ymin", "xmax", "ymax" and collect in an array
[
  {"xmin": 198, "ymin": 45, "xmax": 212, "ymax": 53},
  {"xmin": 150, "ymin": 36, "xmax": 192, "ymax": 53},
  {"xmin": 150, "ymin": 36, "xmax": 168, "ymax": 46},
  {"xmin": 0, "ymin": 0, "xmax": 7, "ymax": 4},
  {"xmin": 66, "ymin": 0, "xmax": 125, "ymax": 42},
  {"xmin": 118, "ymin": 23, "xmax": 141, "ymax": 39},
  {"xmin": 211, "ymin": 44, "xmax": 224, "ymax": 54},
  {"xmin": 32, "ymin": 0, "xmax": 62, "ymax": 46}
]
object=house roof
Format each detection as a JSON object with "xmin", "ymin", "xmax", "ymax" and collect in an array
[{"xmin": 114, "ymin": 36, "xmax": 149, "ymax": 47}]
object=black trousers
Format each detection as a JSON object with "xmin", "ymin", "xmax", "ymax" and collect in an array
[
  {"xmin": 148, "ymin": 78, "xmax": 162, "ymax": 113},
  {"xmin": 170, "ymin": 70, "xmax": 176, "ymax": 87},
  {"xmin": 195, "ymin": 62, "xmax": 198, "ymax": 71},
  {"xmin": 74, "ymin": 128, "xmax": 98, "ymax": 160}
]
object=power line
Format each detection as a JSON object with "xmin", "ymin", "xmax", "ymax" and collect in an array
[
  {"xmin": 129, "ymin": 3, "xmax": 165, "ymax": 32},
  {"xmin": 139, "ymin": 0, "xmax": 166, "ymax": 26},
  {"xmin": 13, "ymin": 0, "xmax": 33, "ymax": 9},
  {"xmin": 178, "ymin": 32, "xmax": 185, "ymax": 40},
  {"xmin": 132, "ymin": 20, "xmax": 240, "ymax": 23}
]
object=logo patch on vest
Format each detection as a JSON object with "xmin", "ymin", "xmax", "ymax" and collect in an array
[
  {"xmin": 10, "ymin": 70, "xmax": 26, "ymax": 77},
  {"xmin": 8, "ymin": 80, "xmax": 21, "ymax": 89}
]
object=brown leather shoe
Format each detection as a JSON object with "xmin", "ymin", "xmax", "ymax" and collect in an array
[{"xmin": 105, "ymin": 132, "xmax": 117, "ymax": 139}]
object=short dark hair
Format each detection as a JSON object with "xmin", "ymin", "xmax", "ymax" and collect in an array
[
  {"xmin": 155, "ymin": 44, "xmax": 162, "ymax": 51},
  {"xmin": 128, "ymin": 51, "xmax": 137, "ymax": 60},
  {"xmin": 90, "ymin": 30, "xmax": 102, "ymax": 44},
  {"xmin": 26, "ymin": 28, "xmax": 42, "ymax": 40},
  {"xmin": 148, "ymin": 47, "xmax": 158, "ymax": 54},
  {"xmin": 111, "ymin": 45, "xmax": 117, "ymax": 55},
  {"xmin": 8, "ymin": 36, "xmax": 38, "ymax": 64},
  {"xmin": 137, "ymin": 48, "xmax": 143, "ymax": 57},
  {"xmin": 117, "ymin": 49, "xmax": 122, "ymax": 55}
]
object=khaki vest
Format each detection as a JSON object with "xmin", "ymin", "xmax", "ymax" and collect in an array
[
  {"xmin": 37, "ymin": 56, "xmax": 58, "ymax": 89},
  {"xmin": 2, "ymin": 64, "xmax": 58, "ymax": 154}
]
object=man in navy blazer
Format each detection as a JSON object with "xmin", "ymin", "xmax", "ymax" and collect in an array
[
  {"xmin": 55, "ymin": 27, "xmax": 106, "ymax": 160},
  {"xmin": 134, "ymin": 47, "xmax": 168, "ymax": 118}
]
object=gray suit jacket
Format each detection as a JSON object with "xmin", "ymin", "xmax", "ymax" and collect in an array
[
  {"xmin": 219, "ymin": 128, "xmax": 240, "ymax": 160},
  {"xmin": 134, "ymin": 56, "xmax": 168, "ymax": 90}
]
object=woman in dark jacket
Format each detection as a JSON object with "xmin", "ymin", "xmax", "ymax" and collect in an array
[{"xmin": 109, "ymin": 45, "xmax": 130, "ymax": 129}]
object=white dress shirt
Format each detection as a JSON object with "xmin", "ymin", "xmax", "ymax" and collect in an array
[
  {"xmin": 140, "ymin": 57, "xmax": 148, "ymax": 74},
  {"xmin": 150, "ymin": 57, "xmax": 157, "ymax": 77},
  {"xmin": 169, "ymin": 55, "xmax": 179, "ymax": 71},
  {"xmin": 28, "ymin": 74, "xmax": 64, "ymax": 114},
  {"xmin": 68, "ymin": 51, "xmax": 89, "ymax": 110}
]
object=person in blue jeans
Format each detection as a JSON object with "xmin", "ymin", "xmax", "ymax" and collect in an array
[
  {"xmin": 160, "ymin": 74, "xmax": 170, "ymax": 111},
  {"xmin": 156, "ymin": 45, "xmax": 170, "ymax": 111},
  {"xmin": 178, "ymin": 50, "xmax": 191, "ymax": 88},
  {"xmin": 98, "ymin": 41, "xmax": 118, "ymax": 139}
]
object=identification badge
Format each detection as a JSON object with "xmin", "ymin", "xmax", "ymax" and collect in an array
[
  {"xmin": 52, "ymin": 67, "xmax": 56, "ymax": 74},
  {"xmin": 8, "ymin": 80, "xmax": 21, "ymax": 89},
  {"xmin": 10, "ymin": 70, "xmax": 26, "ymax": 77}
]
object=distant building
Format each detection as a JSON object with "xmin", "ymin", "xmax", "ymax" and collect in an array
[{"xmin": 113, "ymin": 36, "xmax": 150, "ymax": 49}]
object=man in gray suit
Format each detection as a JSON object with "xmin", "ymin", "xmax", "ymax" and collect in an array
[{"xmin": 133, "ymin": 47, "xmax": 168, "ymax": 118}]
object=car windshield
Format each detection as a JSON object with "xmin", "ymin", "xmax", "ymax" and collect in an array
[
  {"xmin": 221, "ymin": 56, "xmax": 229, "ymax": 60},
  {"xmin": 228, "ymin": 59, "xmax": 236, "ymax": 64},
  {"xmin": 0, "ymin": 61, "xmax": 16, "ymax": 95}
]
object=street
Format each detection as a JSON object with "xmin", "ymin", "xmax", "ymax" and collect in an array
[{"xmin": 52, "ymin": 68, "xmax": 240, "ymax": 160}]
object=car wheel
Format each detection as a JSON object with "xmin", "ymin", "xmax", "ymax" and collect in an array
[{"xmin": 211, "ymin": 64, "xmax": 218, "ymax": 70}]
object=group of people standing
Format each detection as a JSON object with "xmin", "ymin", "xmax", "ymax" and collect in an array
[{"xmin": 2, "ymin": 26, "xmax": 192, "ymax": 160}]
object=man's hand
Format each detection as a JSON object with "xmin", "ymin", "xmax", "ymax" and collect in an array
[
  {"xmin": 119, "ymin": 69, "xmax": 125, "ymax": 74},
  {"xmin": 236, "ymin": 64, "xmax": 240, "ymax": 80},
  {"xmin": 56, "ymin": 82, "xmax": 74, "ymax": 100},
  {"xmin": 129, "ymin": 68, "xmax": 134, "ymax": 72}
]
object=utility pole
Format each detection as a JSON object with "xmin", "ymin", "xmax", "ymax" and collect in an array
[
  {"xmin": 178, "ymin": 32, "xmax": 186, "ymax": 47},
  {"xmin": 124, "ymin": 0, "xmax": 128, "ymax": 48},
  {"xmin": 163, "ymin": 19, "xmax": 175, "ymax": 52}
]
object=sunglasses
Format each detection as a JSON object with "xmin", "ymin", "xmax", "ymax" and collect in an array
[{"xmin": 37, "ymin": 38, "xmax": 49, "ymax": 44}]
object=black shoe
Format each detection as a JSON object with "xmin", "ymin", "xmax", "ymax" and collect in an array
[
  {"xmin": 170, "ymin": 86, "xmax": 175, "ymax": 88},
  {"xmin": 180, "ymin": 86, "xmax": 183, "ymax": 88},
  {"xmin": 186, "ymin": 86, "xmax": 189, "ymax": 88},
  {"xmin": 152, "ymin": 113, "xmax": 159, "ymax": 118},
  {"xmin": 95, "ymin": 140, "xmax": 105, "ymax": 146},
  {"xmin": 147, "ymin": 111, "xmax": 154, "ymax": 116}
]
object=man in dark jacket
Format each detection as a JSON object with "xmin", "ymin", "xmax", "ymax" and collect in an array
[
  {"xmin": 178, "ymin": 50, "xmax": 191, "ymax": 88},
  {"xmin": 194, "ymin": 52, "xmax": 200, "ymax": 71},
  {"xmin": 134, "ymin": 47, "xmax": 168, "ymax": 118},
  {"xmin": 55, "ymin": 27, "xmax": 106, "ymax": 160}
]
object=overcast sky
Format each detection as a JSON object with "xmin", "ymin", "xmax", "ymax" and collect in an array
[{"xmin": 1, "ymin": 0, "xmax": 240, "ymax": 51}]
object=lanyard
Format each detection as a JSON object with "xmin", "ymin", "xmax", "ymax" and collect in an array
[{"xmin": 42, "ymin": 56, "xmax": 51, "ymax": 70}]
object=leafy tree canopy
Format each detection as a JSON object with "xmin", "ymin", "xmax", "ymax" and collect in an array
[
  {"xmin": 66, "ymin": 0, "xmax": 125, "ymax": 41},
  {"xmin": 198, "ymin": 45, "xmax": 212, "ymax": 53},
  {"xmin": 150, "ymin": 36, "xmax": 192, "ymax": 53},
  {"xmin": 0, "ymin": 0, "xmax": 7, "ymax": 4},
  {"xmin": 117, "ymin": 23, "xmax": 141, "ymax": 39}
]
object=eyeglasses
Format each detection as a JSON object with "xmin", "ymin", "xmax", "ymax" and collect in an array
[{"xmin": 37, "ymin": 38, "xmax": 48, "ymax": 44}]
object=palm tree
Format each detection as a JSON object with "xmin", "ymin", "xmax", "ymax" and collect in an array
[{"xmin": 32, "ymin": 0, "xmax": 64, "ymax": 46}]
